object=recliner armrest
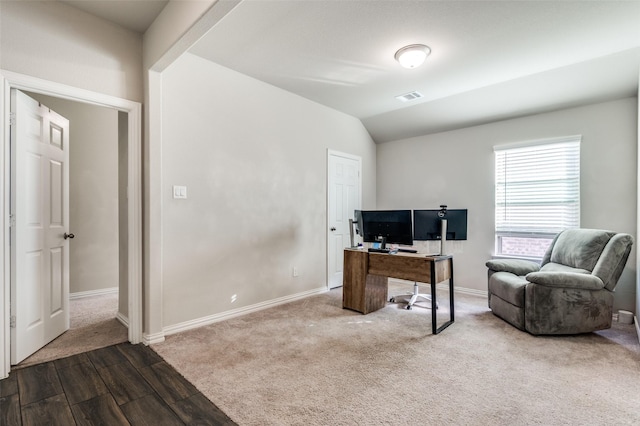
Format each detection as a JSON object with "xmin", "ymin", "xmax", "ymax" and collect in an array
[
  {"xmin": 525, "ymin": 272, "xmax": 605, "ymax": 290},
  {"xmin": 486, "ymin": 259, "xmax": 540, "ymax": 276}
]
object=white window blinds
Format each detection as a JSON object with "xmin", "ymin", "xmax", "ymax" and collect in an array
[{"xmin": 495, "ymin": 137, "xmax": 580, "ymax": 235}]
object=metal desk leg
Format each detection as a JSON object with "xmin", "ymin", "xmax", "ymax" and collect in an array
[{"xmin": 432, "ymin": 257, "xmax": 455, "ymax": 335}]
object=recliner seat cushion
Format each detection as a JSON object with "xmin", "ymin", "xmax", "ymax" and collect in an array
[
  {"xmin": 539, "ymin": 262, "xmax": 590, "ymax": 274},
  {"xmin": 488, "ymin": 272, "xmax": 528, "ymax": 307}
]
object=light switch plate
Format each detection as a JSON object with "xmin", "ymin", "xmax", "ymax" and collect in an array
[{"xmin": 173, "ymin": 185, "xmax": 187, "ymax": 199}]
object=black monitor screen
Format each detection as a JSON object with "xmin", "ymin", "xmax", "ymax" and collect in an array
[
  {"xmin": 414, "ymin": 209, "xmax": 468, "ymax": 241},
  {"xmin": 360, "ymin": 210, "xmax": 413, "ymax": 246}
]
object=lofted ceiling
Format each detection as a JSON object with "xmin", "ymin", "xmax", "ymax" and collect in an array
[{"xmin": 62, "ymin": 0, "xmax": 640, "ymax": 143}]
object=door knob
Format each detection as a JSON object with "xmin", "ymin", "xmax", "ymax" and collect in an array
[
  {"xmin": 330, "ymin": 227, "xmax": 337, "ymax": 231},
  {"xmin": 64, "ymin": 233, "xmax": 75, "ymax": 240}
]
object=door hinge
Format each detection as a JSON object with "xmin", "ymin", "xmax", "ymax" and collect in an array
[
  {"xmin": 9, "ymin": 214, "xmax": 15, "ymax": 228},
  {"xmin": 10, "ymin": 315, "xmax": 16, "ymax": 328},
  {"xmin": 9, "ymin": 112, "xmax": 16, "ymax": 126}
]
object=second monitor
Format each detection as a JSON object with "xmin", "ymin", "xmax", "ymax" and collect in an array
[{"xmin": 414, "ymin": 209, "xmax": 468, "ymax": 241}]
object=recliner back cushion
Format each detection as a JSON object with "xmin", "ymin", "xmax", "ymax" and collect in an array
[
  {"xmin": 592, "ymin": 233, "xmax": 633, "ymax": 291},
  {"xmin": 549, "ymin": 229, "xmax": 615, "ymax": 271}
]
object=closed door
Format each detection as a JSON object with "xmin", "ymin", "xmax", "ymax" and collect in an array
[
  {"xmin": 11, "ymin": 90, "xmax": 71, "ymax": 364},
  {"xmin": 327, "ymin": 151, "xmax": 361, "ymax": 289}
]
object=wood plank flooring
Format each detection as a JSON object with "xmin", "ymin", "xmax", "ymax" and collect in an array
[{"xmin": 0, "ymin": 343, "xmax": 236, "ymax": 425}]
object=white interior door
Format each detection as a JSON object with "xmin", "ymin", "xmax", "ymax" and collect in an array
[
  {"xmin": 328, "ymin": 151, "xmax": 361, "ymax": 289},
  {"xmin": 10, "ymin": 90, "xmax": 70, "ymax": 364}
]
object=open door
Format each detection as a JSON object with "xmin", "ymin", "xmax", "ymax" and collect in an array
[{"xmin": 10, "ymin": 90, "xmax": 70, "ymax": 364}]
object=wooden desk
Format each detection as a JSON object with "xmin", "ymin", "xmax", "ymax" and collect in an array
[{"xmin": 342, "ymin": 249, "xmax": 454, "ymax": 334}]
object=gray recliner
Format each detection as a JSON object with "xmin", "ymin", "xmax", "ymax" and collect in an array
[{"xmin": 486, "ymin": 229, "xmax": 633, "ymax": 335}]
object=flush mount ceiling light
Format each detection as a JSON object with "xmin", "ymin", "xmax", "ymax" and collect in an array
[{"xmin": 394, "ymin": 44, "xmax": 431, "ymax": 69}]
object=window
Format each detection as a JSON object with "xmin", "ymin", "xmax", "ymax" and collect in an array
[{"xmin": 494, "ymin": 136, "xmax": 580, "ymax": 258}]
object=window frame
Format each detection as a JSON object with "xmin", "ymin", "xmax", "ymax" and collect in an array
[{"xmin": 494, "ymin": 136, "xmax": 581, "ymax": 259}]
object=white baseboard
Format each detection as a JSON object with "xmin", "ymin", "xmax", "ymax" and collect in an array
[
  {"xmin": 70, "ymin": 287, "xmax": 118, "ymax": 300},
  {"xmin": 388, "ymin": 278, "xmax": 488, "ymax": 298},
  {"xmin": 163, "ymin": 286, "xmax": 328, "ymax": 337},
  {"xmin": 116, "ymin": 312, "xmax": 129, "ymax": 328},
  {"xmin": 143, "ymin": 332, "xmax": 166, "ymax": 346},
  {"xmin": 454, "ymin": 286, "xmax": 488, "ymax": 298}
]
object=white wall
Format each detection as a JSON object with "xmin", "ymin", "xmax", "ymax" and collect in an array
[
  {"xmin": 0, "ymin": 1, "xmax": 143, "ymax": 102},
  {"xmin": 160, "ymin": 53, "xmax": 376, "ymax": 327},
  {"xmin": 27, "ymin": 93, "xmax": 120, "ymax": 296},
  {"xmin": 142, "ymin": 0, "xmax": 236, "ymax": 339},
  {"xmin": 377, "ymin": 97, "xmax": 638, "ymax": 312}
]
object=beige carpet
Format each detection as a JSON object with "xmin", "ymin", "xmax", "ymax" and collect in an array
[
  {"xmin": 152, "ymin": 284, "xmax": 640, "ymax": 425},
  {"xmin": 17, "ymin": 293, "xmax": 128, "ymax": 368}
]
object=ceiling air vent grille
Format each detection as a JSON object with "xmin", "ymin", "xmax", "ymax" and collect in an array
[{"xmin": 395, "ymin": 91, "xmax": 424, "ymax": 102}]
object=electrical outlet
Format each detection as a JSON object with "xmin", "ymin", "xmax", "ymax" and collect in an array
[{"xmin": 293, "ymin": 267, "xmax": 299, "ymax": 277}]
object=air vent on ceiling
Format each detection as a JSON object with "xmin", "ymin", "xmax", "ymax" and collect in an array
[{"xmin": 395, "ymin": 91, "xmax": 424, "ymax": 102}]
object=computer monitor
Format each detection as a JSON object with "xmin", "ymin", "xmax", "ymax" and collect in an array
[
  {"xmin": 414, "ymin": 209, "xmax": 468, "ymax": 241},
  {"xmin": 359, "ymin": 210, "xmax": 413, "ymax": 247}
]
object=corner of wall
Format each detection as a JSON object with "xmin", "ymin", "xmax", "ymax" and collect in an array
[{"xmin": 636, "ymin": 71, "xmax": 639, "ymax": 319}]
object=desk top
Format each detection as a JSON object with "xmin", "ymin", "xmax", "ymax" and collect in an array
[
  {"xmin": 345, "ymin": 248, "xmax": 452, "ymax": 261},
  {"xmin": 344, "ymin": 248, "xmax": 452, "ymax": 284}
]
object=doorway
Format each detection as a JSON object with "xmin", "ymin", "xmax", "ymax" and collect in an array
[
  {"xmin": 12, "ymin": 91, "xmax": 128, "ymax": 366},
  {"xmin": 1, "ymin": 71, "xmax": 143, "ymax": 379},
  {"xmin": 327, "ymin": 150, "xmax": 362, "ymax": 289}
]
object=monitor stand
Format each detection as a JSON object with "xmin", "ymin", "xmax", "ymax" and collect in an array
[
  {"xmin": 440, "ymin": 219, "xmax": 448, "ymax": 255},
  {"xmin": 368, "ymin": 236, "xmax": 389, "ymax": 253},
  {"xmin": 349, "ymin": 218, "xmax": 356, "ymax": 248}
]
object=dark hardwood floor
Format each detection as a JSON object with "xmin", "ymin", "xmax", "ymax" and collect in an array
[{"xmin": 0, "ymin": 343, "xmax": 237, "ymax": 425}]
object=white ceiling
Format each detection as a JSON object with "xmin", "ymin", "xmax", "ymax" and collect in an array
[{"xmin": 62, "ymin": 0, "xmax": 640, "ymax": 143}]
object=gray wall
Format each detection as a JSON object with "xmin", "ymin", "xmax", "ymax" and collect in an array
[
  {"xmin": 377, "ymin": 97, "xmax": 638, "ymax": 312},
  {"xmin": 160, "ymin": 53, "xmax": 377, "ymax": 327},
  {"xmin": 27, "ymin": 93, "xmax": 120, "ymax": 297}
]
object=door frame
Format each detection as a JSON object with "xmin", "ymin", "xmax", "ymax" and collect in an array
[
  {"xmin": 326, "ymin": 149, "xmax": 362, "ymax": 289},
  {"xmin": 0, "ymin": 70, "xmax": 143, "ymax": 379}
]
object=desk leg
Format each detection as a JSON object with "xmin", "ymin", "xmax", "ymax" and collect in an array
[
  {"xmin": 364, "ymin": 274, "xmax": 388, "ymax": 314},
  {"xmin": 430, "ymin": 279, "xmax": 437, "ymax": 334},
  {"xmin": 431, "ymin": 258, "xmax": 455, "ymax": 335},
  {"xmin": 449, "ymin": 257, "xmax": 455, "ymax": 324}
]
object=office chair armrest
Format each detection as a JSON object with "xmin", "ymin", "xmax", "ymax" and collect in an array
[{"xmin": 525, "ymin": 272, "xmax": 605, "ymax": 290}]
